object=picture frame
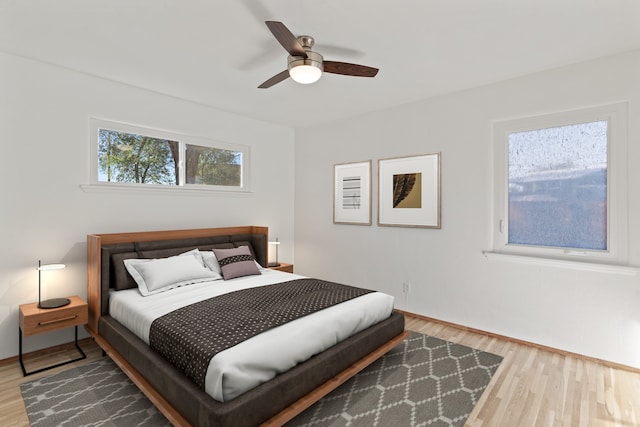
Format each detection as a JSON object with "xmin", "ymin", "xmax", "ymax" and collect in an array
[
  {"xmin": 378, "ymin": 153, "xmax": 441, "ymax": 228},
  {"xmin": 333, "ymin": 160, "xmax": 372, "ymax": 225}
]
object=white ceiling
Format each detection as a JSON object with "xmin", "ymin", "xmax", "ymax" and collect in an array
[{"xmin": 2, "ymin": 0, "xmax": 640, "ymax": 128}]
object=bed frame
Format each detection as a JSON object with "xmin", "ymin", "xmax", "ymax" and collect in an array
[{"xmin": 86, "ymin": 225, "xmax": 407, "ymax": 426}]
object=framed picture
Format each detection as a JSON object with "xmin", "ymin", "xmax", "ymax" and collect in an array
[
  {"xmin": 378, "ymin": 153, "xmax": 441, "ymax": 228},
  {"xmin": 334, "ymin": 161, "xmax": 372, "ymax": 225}
]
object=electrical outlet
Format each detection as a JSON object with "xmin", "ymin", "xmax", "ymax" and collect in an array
[{"xmin": 403, "ymin": 282, "xmax": 410, "ymax": 293}]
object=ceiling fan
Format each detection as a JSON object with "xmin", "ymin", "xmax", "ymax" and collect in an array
[{"xmin": 258, "ymin": 21, "xmax": 379, "ymax": 89}]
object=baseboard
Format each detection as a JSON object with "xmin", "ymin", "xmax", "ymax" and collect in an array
[{"xmin": 399, "ymin": 309, "xmax": 640, "ymax": 374}]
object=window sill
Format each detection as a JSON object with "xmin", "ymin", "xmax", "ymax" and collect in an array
[
  {"xmin": 482, "ymin": 251, "xmax": 639, "ymax": 276},
  {"xmin": 79, "ymin": 183, "xmax": 252, "ymax": 197}
]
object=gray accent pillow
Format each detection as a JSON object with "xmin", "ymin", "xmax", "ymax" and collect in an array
[{"xmin": 212, "ymin": 246, "xmax": 261, "ymax": 280}]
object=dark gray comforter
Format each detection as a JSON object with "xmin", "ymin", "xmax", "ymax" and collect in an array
[{"xmin": 149, "ymin": 278, "xmax": 374, "ymax": 389}]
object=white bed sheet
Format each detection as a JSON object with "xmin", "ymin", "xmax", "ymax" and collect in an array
[{"xmin": 109, "ymin": 269, "xmax": 394, "ymax": 401}]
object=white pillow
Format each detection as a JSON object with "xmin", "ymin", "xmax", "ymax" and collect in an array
[
  {"xmin": 201, "ymin": 250, "xmax": 222, "ymax": 274},
  {"xmin": 124, "ymin": 252, "xmax": 222, "ymax": 296}
]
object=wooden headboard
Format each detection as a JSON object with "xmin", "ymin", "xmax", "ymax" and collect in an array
[{"xmin": 86, "ymin": 226, "xmax": 269, "ymax": 334}]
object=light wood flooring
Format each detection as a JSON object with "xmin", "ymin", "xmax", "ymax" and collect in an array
[{"xmin": 1, "ymin": 315, "xmax": 639, "ymax": 426}]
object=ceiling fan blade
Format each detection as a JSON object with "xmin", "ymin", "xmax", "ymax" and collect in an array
[
  {"xmin": 265, "ymin": 21, "xmax": 307, "ymax": 58},
  {"xmin": 323, "ymin": 61, "xmax": 379, "ymax": 77},
  {"xmin": 258, "ymin": 70, "xmax": 290, "ymax": 89}
]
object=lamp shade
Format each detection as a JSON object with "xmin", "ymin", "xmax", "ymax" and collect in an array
[
  {"xmin": 38, "ymin": 263, "xmax": 66, "ymax": 271},
  {"xmin": 37, "ymin": 260, "xmax": 69, "ymax": 309},
  {"xmin": 268, "ymin": 239, "xmax": 281, "ymax": 267}
]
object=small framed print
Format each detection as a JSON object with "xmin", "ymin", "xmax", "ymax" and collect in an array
[
  {"xmin": 333, "ymin": 161, "xmax": 372, "ymax": 225},
  {"xmin": 378, "ymin": 153, "xmax": 441, "ymax": 228}
]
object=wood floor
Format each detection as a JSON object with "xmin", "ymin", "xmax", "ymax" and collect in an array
[{"xmin": 1, "ymin": 315, "xmax": 639, "ymax": 426}]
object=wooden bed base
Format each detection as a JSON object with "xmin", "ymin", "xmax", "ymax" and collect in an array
[
  {"xmin": 86, "ymin": 225, "xmax": 407, "ymax": 426},
  {"xmin": 262, "ymin": 330, "xmax": 408, "ymax": 426},
  {"xmin": 90, "ymin": 323, "xmax": 407, "ymax": 427}
]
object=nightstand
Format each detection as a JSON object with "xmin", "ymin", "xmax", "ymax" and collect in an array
[
  {"xmin": 269, "ymin": 263, "xmax": 294, "ymax": 273},
  {"xmin": 19, "ymin": 295, "xmax": 88, "ymax": 376}
]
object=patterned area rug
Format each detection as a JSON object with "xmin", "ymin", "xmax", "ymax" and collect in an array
[
  {"xmin": 20, "ymin": 358, "xmax": 170, "ymax": 427},
  {"xmin": 287, "ymin": 331, "xmax": 503, "ymax": 426},
  {"xmin": 21, "ymin": 332, "xmax": 502, "ymax": 427}
]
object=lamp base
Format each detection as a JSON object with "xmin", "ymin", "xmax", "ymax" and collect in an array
[
  {"xmin": 268, "ymin": 262, "xmax": 281, "ymax": 267},
  {"xmin": 38, "ymin": 298, "xmax": 71, "ymax": 309}
]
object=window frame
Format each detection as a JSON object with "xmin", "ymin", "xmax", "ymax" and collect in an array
[
  {"xmin": 491, "ymin": 102, "xmax": 628, "ymax": 265},
  {"xmin": 87, "ymin": 118, "xmax": 250, "ymax": 193}
]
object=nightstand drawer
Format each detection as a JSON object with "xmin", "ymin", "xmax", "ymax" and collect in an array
[{"xmin": 19, "ymin": 296, "xmax": 88, "ymax": 336}]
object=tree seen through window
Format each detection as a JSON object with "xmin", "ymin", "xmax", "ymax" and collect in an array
[{"xmin": 98, "ymin": 129, "xmax": 241, "ymax": 187}]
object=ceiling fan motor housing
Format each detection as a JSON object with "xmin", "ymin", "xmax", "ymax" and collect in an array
[{"xmin": 288, "ymin": 51, "xmax": 324, "ymax": 72}]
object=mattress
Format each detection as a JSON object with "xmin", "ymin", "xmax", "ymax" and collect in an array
[{"xmin": 109, "ymin": 269, "xmax": 394, "ymax": 402}]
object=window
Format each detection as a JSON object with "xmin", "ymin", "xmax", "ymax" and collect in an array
[
  {"xmin": 89, "ymin": 119, "xmax": 249, "ymax": 192},
  {"xmin": 98, "ymin": 130, "xmax": 179, "ymax": 185},
  {"xmin": 492, "ymin": 103, "xmax": 628, "ymax": 264}
]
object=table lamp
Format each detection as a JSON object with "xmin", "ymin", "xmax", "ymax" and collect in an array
[
  {"xmin": 37, "ymin": 260, "xmax": 69, "ymax": 309},
  {"xmin": 268, "ymin": 238, "xmax": 281, "ymax": 267}
]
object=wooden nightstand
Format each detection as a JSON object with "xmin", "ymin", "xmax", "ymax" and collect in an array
[
  {"xmin": 269, "ymin": 263, "xmax": 294, "ymax": 273},
  {"xmin": 19, "ymin": 295, "xmax": 88, "ymax": 376}
]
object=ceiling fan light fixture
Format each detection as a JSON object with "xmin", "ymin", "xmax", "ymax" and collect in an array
[
  {"xmin": 288, "ymin": 51, "xmax": 323, "ymax": 84},
  {"xmin": 289, "ymin": 64, "xmax": 322, "ymax": 84}
]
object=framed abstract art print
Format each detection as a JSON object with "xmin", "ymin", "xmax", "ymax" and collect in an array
[
  {"xmin": 378, "ymin": 153, "xmax": 441, "ymax": 228},
  {"xmin": 333, "ymin": 161, "xmax": 372, "ymax": 225}
]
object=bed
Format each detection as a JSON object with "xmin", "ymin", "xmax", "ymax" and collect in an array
[{"xmin": 86, "ymin": 226, "xmax": 407, "ymax": 426}]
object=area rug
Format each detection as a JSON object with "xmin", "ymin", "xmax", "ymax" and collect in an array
[
  {"xmin": 287, "ymin": 331, "xmax": 503, "ymax": 426},
  {"xmin": 20, "ymin": 357, "xmax": 170, "ymax": 427},
  {"xmin": 21, "ymin": 332, "xmax": 502, "ymax": 427}
]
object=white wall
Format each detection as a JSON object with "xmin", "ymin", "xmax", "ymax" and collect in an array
[
  {"xmin": 0, "ymin": 53, "xmax": 295, "ymax": 359},
  {"xmin": 294, "ymin": 50, "xmax": 640, "ymax": 368}
]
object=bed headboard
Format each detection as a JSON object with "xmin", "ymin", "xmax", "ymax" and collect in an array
[{"xmin": 86, "ymin": 226, "xmax": 269, "ymax": 334}]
